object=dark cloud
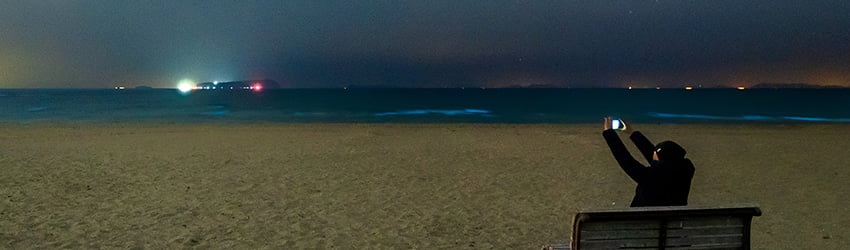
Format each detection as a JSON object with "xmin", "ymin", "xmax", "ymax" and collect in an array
[{"xmin": 1, "ymin": 1, "xmax": 849, "ymax": 88}]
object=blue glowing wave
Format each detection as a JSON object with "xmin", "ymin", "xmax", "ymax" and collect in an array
[
  {"xmin": 294, "ymin": 112, "xmax": 328, "ymax": 117},
  {"xmin": 781, "ymin": 116, "xmax": 850, "ymax": 122},
  {"xmin": 203, "ymin": 110, "xmax": 229, "ymax": 115},
  {"xmin": 375, "ymin": 109, "xmax": 492, "ymax": 117},
  {"xmin": 202, "ymin": 105, "xmax": 229, "ymax": 115},
  {"xmin": 27, "ymin": 107, "xmax": 47, "ymax": 112},
  {"xmin": 649, "ymin": 112, "xmax": 850, "ymax": 122}
]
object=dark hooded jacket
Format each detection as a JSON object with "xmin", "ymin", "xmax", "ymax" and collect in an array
[{"xmin": 602, "ymin": 129, "xmax": 695, "ymax": 207}]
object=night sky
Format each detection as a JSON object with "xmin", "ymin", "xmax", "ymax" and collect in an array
[{"xmin": 1, "ymin": 1, "xmax": 849, "ymax": 88}]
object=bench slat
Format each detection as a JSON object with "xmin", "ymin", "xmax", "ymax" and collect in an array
[
  {"xmin": 580, "ymin": 229, "xmax": 660, "ymax": 240},
  {"xmin": 666, "ymin": 234, "xmax": 744, "ymax": 246},
  {"xmin": 666, "ymin": 225, "xmax": 744, "ymax": 237},
  {"xmin": 582, "ymin": 216, "xmax": 744, "ymax": 231},
  {"xmin": 581, "ymin": 220, "xmax": 662, "ymax": 230},
  {"xmin": 579, "ymin": 238, "xmax": 659, "ymax": 249},
  {"xmin": 667, "ymin": 216, "xmax": 744, "ymax": 228},
  {"xmin": 666, "ymin": 242, "xmax": 743, "ymax": 250}
]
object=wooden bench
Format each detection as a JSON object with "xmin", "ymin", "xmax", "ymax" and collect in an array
[{"xmin": 545, "ymin": 205, "xmax": 762, "ymax": 250}]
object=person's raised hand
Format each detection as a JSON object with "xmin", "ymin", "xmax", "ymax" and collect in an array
[{"xmin": 603, "ymin": 116, "xmax": 613, "ymax": 131}]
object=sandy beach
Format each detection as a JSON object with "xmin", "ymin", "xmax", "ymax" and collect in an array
[{"xmin": 1, "ymin": 123, "xmax": 847, "ymax": 249}]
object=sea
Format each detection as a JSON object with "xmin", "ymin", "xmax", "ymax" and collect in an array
[{"xmin": 1, "ymin": 88, "xmax": 849, "ymax": 124}]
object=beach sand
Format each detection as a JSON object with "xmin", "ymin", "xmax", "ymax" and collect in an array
[{"xmin": 1, "ymin": 123, "xmax": 848, "ymax": 249}]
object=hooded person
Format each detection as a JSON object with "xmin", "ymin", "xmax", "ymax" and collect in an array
[
  {"xmin": 655, "ymin": 141, "xmax": 687, "ymax": 163},
  {"xmin": 601, "ymin": 117, "xmax": 695, "ymax": 207}
]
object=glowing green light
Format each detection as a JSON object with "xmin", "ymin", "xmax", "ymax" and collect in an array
[{"xmin": 177, "ymin": 79, "xmax": 194, "ymax": 93}]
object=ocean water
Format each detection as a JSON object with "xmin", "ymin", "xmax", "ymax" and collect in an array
[{"xmin": 1, "ymin": 88, "xmax": 849, "ymax": 124}]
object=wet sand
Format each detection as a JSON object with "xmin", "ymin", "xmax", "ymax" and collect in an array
[{"xmin": 1, "ymin": 123, "xmax": 847, "ymax": 249}]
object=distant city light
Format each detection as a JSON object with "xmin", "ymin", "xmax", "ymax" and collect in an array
[
  {"xmin": 685, "ymin": 86, "xmax": 694, "ymax": 90},
  {"xmin": 252, "ymin": 83, "xmax": 262, "ymax": 91},
  {"xmin": 737, "ymin": 86, "xmax": 746, "ymax": 90}
]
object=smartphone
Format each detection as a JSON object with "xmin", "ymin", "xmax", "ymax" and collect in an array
[{"xmin": 612, "ymin": 119, "xmax": 626, "ymax": 131}]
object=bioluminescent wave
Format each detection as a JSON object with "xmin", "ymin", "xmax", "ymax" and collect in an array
[
  {"xmin": 27, "ymin": 107, "xmax": 47, "ymax": 112},
  {"xmin": 781, "ymin": 116, "xmax": 850, "ymax": 122},
  {"xmin": 294, "ymin": 112, "xmax": 329, "ymax": 117},
  {"xmin": 375, "ymin": 109, "xmax": 492, "ymax": 117},
  {"xmin": 202, "ymin": 105, "xmax": 229, "ymax": 115},
  {"xmin": 202, "ymin": 110, "xmax": 229, "ymax": 115},
  {"xmin": 649, "ymin": 113, "xmax": 730, "ymax": 120}
]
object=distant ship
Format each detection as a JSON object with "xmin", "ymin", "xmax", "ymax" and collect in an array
[{"xmin": 195, "ymin": 79, "xmax": 281, "ymax": 90}]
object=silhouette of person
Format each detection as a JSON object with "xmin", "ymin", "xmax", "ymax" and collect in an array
[{"xmin": 602, "ymin": 117, "xmax": 694, "ymax": 207}]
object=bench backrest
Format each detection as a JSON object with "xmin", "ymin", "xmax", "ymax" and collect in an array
[{"xmin": 571, "ymin": 205, "xmax": 761, "ymax": 250}]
